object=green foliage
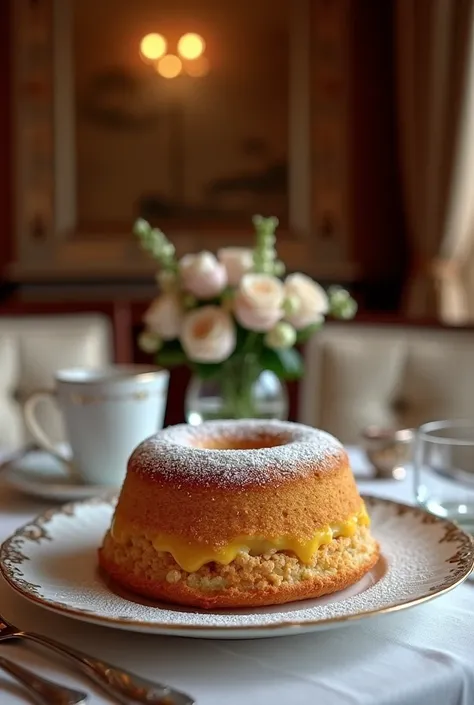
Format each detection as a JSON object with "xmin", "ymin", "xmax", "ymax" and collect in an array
[
  {"xmin": 296, "ymin": 321, "xmax": 324, "ymax": 343},
  {"xmin": 260, "ymin": 346, "xmax": 304, "ymax": 381},
  {"xmin": 154, "ymin": 340, "xmax": 187, "ymax": 368},
  {"xmin": 191, "ymin": 362, "xmax": 223, "ymax": 380},
  {"xmin": 327, "ymin": 285, "xmax": 358, "ymax": 320},
  {"xmin": 251, "ymin": 214, "xmax": 285, "ymax": 276},
  {"xmin": 133, "ymin": 218, "xmax": 177, "ymax": 272}
]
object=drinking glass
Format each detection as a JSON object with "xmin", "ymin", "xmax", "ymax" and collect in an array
[{"xmin": 414, "ymin": 420, "xmax": 474, "ymax": 533}]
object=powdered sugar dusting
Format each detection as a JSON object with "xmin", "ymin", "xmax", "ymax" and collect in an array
[
  {"xmin": 2, "ymin": 496, "xmax": 473, "ymax": 638},
  {"xmin": 129, "ymin": 419, "xmax": 345, "ymax": 488}
]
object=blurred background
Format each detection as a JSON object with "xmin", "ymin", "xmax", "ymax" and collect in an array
[{"xmin": 1, "ymin": 0, "xmax": 474, "ymax": 424}]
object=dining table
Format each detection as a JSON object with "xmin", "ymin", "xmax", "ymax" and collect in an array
[{"xmin": 0, "ymin": 446, "xmax": 472, "ymax": 705}]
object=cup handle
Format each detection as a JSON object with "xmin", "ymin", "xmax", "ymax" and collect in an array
[{"xmin": 23, "ymin": 390, "xmax": 77, "ymax": 478}]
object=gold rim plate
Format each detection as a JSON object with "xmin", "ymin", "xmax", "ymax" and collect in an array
[{"xmin": 0, "ymin": 495, "xmax": 473, "ymax": 639}]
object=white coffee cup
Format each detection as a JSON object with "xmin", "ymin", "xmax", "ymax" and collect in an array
[{"xmin": 23, "ymin": 365, "xmax": 169, "ymax": 487}]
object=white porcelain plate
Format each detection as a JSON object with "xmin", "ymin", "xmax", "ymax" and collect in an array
[
  {"xmin": 1, "ymin": 495, "xmax": 473, "ymax": 639},
  {"xmin": 1, "ymin": 450, "xmax": 110, "ymax": 502}
]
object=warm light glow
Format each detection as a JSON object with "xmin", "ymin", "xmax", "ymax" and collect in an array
[
  {"xmin": 140, "ymin": 33, "xmax": 167, "ymax": 61},
  {"xmin": 157, "ymin": 54, "xmax": 182, "ymax": 79},
  {"xmin": 177, "ymin": 33, "xmax": 205, "ymax": 60},
  {"xmin": 184, "ymin": 56, "xmax": 210, "ymax": 77}
]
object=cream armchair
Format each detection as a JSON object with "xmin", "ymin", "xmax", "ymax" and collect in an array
[
  {"xmin": 299, "ymin": 323, "xmax": 474, "ymax": 444},
  {"xmin": 0, "ymin": 314, "xmax": 113, "ymax": 449}
]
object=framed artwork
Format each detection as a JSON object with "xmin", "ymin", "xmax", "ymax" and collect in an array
[{"xmin": 10, "ymin": 0, "xmax": 353, "ymax": 279}]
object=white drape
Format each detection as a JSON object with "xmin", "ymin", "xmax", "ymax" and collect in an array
[{"xmin": 396, "ymin": 0, "xmax": 474, "ymax": 323}]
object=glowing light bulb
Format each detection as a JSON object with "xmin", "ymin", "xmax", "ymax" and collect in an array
[
  {"xmin": 157, "ymin": 54, "xmax": 182, "ymax": 79},
  {"xmin": 140, "ymin": 33, "xmax": 167, "ymax": 61},
  {"xmin": 177, "ymin": 33, "xmax": 205, "ymax": 60}
]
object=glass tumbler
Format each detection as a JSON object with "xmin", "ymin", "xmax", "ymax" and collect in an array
[{"xmin": 414, "ymin": 420, "xmax": 474, "ymax": 533}]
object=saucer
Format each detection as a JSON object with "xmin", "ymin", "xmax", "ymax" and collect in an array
[{"xmin": 1, "ymin": 449, "xmax": 110, "ymax": 502}]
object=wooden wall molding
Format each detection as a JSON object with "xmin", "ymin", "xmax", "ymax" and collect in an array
[
  {"xmin": 7, "ymin": 0, "xmax": 358, "ymax": 284},
  {"xmin": 0, "ymin": 0, "xmax": 12, "ymax": 276}
]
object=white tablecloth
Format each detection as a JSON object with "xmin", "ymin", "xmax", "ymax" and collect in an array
[{"xmin": 0, "ymin": 448, "xmax": 472, "ymax": 705}]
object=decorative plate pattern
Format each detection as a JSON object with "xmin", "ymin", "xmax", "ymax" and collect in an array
[{"xmin": 1, "ymin": 496, "xmax": 473, "ymax": 640}]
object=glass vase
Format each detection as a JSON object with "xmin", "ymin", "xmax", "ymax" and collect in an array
[{"xmin": 184, "ymin": 355, "xmax": 289, "ymax": 425}]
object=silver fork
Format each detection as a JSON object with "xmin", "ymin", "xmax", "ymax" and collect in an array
[
  {"xmin": 0, "ymin": 616, "xmax": 194, "ymax": 705},
  {"xmin": 0, "ymin": 654, "xmax": 87, "ymax": 704}
]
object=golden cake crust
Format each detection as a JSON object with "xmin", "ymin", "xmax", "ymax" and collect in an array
[
  {"xmin": 112, "ymin": 462, "xmax": 361, "ymax": 547},
  {"xmin": 118, "ymin": 420, "xmax": 361, "ymax": 545},
  {"xmin": 99, "ymin": 420, "xmax": 379, "ymax": 608}
]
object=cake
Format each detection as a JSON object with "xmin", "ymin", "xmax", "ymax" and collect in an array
[{"xmin": 99, "ymin": 419, "xmax": 379, "ymax": 609}]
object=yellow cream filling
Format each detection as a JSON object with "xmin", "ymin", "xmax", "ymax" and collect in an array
[{"xmin": 111, "ymin": 506, "xmax": 370, "ymax": 573}]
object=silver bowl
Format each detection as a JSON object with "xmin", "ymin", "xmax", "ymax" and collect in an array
[{"xmin": 361, "ymin": 426, "xmax": 414, "ymax": 480}]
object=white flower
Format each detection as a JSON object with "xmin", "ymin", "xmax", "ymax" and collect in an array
[
  {"xmin": 234, "ymin": 273, "xmax": 284, "ymax": 332},
  {"xmin": 181, "ymin": 306, "xmax": 236, "ymax": 363},
  {"xmin": 283, "ymin": 273, "xmax": 328, "ymax": 330},
  {"xmin": 179, "ymin": 251, "xmax": 227, "ymax": 299},
  {"xmin": 143, "ymin": 293, "xmax": 184, "ymax": 341},
  {"xmin": 217, "ymin": 247, "xmax": 253, "ymax": 286},
  {"xmin": 265, "ymin": 322, "xmax": 297, "ymax": 350}
]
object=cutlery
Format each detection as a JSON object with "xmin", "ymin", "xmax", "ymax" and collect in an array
[
  {"xmin": 0, "ymin": 616, "xmax": 194, "ymax": 705},
  {"xmin": 0, "ymin": 654, "xmax": 87, "ymax": 704}
]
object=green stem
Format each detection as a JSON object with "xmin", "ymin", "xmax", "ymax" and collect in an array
[{"xmin": 219, "ymin": 351, "xmax": 261, "ymax": 419}]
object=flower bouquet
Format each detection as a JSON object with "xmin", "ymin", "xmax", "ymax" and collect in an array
[{"xmin": 134, "ymin": 215, "xmax": 357, "ymax": 421}]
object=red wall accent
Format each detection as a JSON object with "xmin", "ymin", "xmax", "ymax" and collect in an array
[{"xmin": 0, "ymin": 0, "xmax": 12, "ymax": 276}]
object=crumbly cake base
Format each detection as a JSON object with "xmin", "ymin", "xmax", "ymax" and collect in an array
[{"xmin": 99, "ymin": 526, "xmax": 379, "ymax": 609}]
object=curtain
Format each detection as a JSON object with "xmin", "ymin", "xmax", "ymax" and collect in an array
[{"xmin": 396, "ymin": 0, "xmax": 474, "ymax": 323}]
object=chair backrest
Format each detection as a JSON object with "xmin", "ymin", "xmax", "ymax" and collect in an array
[
  {"xmin": 298, "ymin": 323, "xmax": 474, "ymax": 444},
  {"xmin": 0, "ymin": 313, "xmax": 113, "ymax": 449}
]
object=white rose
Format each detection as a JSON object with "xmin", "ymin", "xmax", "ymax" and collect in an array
[
  {"xmin": 143, "ymin": 293, "xmax": 184, "ymax": 341},
  {"xmin": 179, "ymin": 251, "xmax": 227, "ymax": 299},
  {"xmin": 284, "ymin": 273, "xmax": 328, "ymax": 330},
  {"xmin": 181, "ymin": 306, "xmax": 236, "ymax": 363},
  {"xmin": 234, "ymin": 273, "xmax": 284, "ymax": 332},
  {"xmin": 217, "ymin": 247, "xmax": 253, "ymax": 286}
]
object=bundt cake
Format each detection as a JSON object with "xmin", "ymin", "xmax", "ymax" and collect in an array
[{"xmin": 99, "ymin": 419, "xmax": 379, "ymax": 609}]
